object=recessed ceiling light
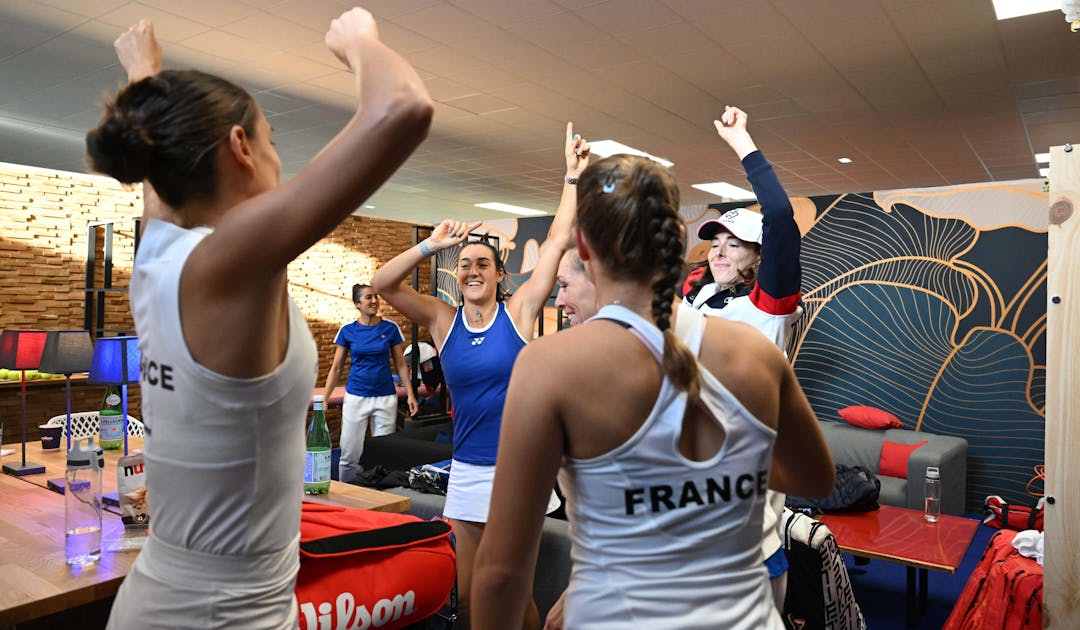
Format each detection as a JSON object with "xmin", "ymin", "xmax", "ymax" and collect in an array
[
  {"xmin": 588, "ymin": 140, "xmax": 674, "ymax": 167},
  {"xmin": 691, "ymin": 182, "xmax": 756, "ymax": 200},
  {"xmin": 474, "ymin": 202, "xmax": 547, "ymax": 216},
  {"xmin": 837, "ymin": 157, "xmax": 853, "ymax": 164},
  {"xmin": 1039, "ymin": 167, "xmax": 1050, "ymax": 177},
  {"xmin": 991, "ymin": 0, "xmax": 1058, "ymax": 20},
  {"xmin": 363, "ymin": 204, "xmax": 375, "ymax": 209},
  {"xmin": 1035, "ymin": 152, "xmax": 1051, "ymax": 164}
]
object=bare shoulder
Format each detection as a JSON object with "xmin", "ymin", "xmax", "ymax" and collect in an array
[{"xmin": 519, "ymin": 321, "xmax": 652, "ymax": 384}]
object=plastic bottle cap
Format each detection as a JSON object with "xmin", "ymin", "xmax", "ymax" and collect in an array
[
  {"xmin": 926, "ymin": 466, "xmax": 940, "ymax": 479},
  {"xmin": 67, "ymin": 436, "xmax": 102, "ymax": 469},
  {"xmin": 313, "ymin": 394, "xmax": 324, "ymax": 403}
]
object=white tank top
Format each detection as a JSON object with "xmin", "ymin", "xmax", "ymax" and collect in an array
[
  {"xmin": 558, "ymin": 305, "xmax": 783, "ymax": 629},
  {"xmin": 130, "ymin": 220, "xmax": 317, "ymax": 563}
]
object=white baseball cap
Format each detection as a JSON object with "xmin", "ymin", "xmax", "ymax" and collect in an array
[{"xmin": 697, "ymin": 208, "xmax": 763, "ymax": 244}]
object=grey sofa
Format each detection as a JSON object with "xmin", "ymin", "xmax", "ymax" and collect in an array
[{"xmin": 817, "ymin": 421, "xmax": 968, "ymax": 516}]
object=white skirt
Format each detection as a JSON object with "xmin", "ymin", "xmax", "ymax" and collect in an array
[
  {"xmin": 443, "ymin": 459, "xmax": 562, "ymax": 523},
  {"xmin": 106, "ymin": 534, "xmax": 299, "ymax": 629}
]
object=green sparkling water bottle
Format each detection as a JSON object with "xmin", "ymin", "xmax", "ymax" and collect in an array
[
  {"xmin": 304, "ymin": 395, "xmax": 331, "ymax": 495},
  {"xmin": 98, "ymin": 385, "xmax": 123, "ymax": 450}
]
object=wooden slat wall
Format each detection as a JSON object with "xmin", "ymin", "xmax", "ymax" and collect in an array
[{"xmin": 1045, "ymin": 143, "xmax": 1080, "ymax": 627}]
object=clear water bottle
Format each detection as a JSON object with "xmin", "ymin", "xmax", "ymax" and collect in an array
[
  {"xmin": 66, "ymin": 436, "xmax": 104, "ymax": 565},
  {"xmin": 99, "ymin": 385, "xmax": 124, "ymax": 450},
  {"xmin": 924, "ymin": 466, "xmax": 941, "ymax": 523},
  {"xmin": 304, "ymin": 395, "xmax": 331, "ymax": 495}
]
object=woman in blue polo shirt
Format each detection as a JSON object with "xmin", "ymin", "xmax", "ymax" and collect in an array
[{"xmin": 323, "ymin": 283, "xmax": 418, "ymax": 483}]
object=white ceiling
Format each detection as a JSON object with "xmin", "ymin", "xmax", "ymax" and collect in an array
[{"xmin": 1, "ymin": 0, "xmax": 1077, "ymax": 225}]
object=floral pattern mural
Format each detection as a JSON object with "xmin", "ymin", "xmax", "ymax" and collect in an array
[{"xmin": 690, "ymin": 181, "xmax": 1047, "ymax": 513}]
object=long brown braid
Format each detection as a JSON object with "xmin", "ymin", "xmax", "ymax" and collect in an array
[{"xmin": 577, "ymin": 155, "xmax": 701, "ymax": 401}]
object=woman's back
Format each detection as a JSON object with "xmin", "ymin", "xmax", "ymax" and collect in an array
[
  {"xmin": 132, "ymin": 221, "xmax": 317, "ymax": 556},
  {"xmin": 557, "ymin": 305, "xmax": 782, "ymax": 629},
  {"xmin": 471, "ymin": 153, "xmax": 832, "ymax": 629}
]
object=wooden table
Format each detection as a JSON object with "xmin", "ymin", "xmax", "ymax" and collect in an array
[
  {"xmin": 0, "ymin": 471, "xmax": 133, "ymax": 626},
  {"xmin": 1, "ymin": 438, "xmax": 410, "ymax": 625},
  {"xmin": 820, "ymin": 505, "xmax": 980, "ymax": 626},
  {"xmin": 9, "ymin": 438, "xmax": 411, "ymax": 513}
]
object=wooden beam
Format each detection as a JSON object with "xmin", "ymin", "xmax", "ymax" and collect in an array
[{"xmin": 1046, "ymin": 143, "xmax": 1080, "ymax": 627}]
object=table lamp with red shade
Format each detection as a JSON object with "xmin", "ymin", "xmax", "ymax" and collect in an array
[{"xmin": 1, "ymin": 329, "xmax": 48, "ymax": 476}]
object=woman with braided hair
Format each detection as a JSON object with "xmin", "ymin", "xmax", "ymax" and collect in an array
[{"xmin": 472, "ymin": 154, "xmax": 834, "ymax": 629}]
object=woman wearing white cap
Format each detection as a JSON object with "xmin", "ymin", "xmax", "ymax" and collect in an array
[
  {"xmin": 678, "ymin": 106, "xmax": 802, "ymax": 351},
  {"xmin": 677, "ymin": 106, "xmax": 804, "ymax": 615}
]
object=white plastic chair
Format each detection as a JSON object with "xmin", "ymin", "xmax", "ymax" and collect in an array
[{"xmin": 44, "ymin": 411, "xmax": 145, "ymax": 438}]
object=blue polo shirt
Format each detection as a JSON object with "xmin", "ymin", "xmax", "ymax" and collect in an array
[{"xmin": 334, "ymin": 319, "xmax": 404, "ymax": 397}]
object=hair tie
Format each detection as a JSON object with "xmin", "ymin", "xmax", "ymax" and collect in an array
[{"xmin": 602, "ymin": 168, "xmax": 618, "ymax": 194}]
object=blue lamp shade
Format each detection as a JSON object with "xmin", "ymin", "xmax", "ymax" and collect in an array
[{"xmin": 88, "ymin": 336, "xmax": 141, "ymax": 385}]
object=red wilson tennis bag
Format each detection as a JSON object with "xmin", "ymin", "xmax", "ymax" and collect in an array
[{"xmin": 296, "ymin": 502, "xmax": 455, "ymax": 630}]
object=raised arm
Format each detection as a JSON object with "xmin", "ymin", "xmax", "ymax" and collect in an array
[
  {"xmin": 715, "ymin": 106, "xmax": 801, "ymax": 315},
  {"xmin": 507, "ymin": 123, "xmax": 590, "ymax": 331},
  {"xmin": 371, "ymin": 219, "xmax": 481, "ymax": 344},
  {"xmin": 472, "ymin": 341, "xmax": 566, "ymax": 627},
  {"xmin": 196, "ymin": 8, "xmax": 433, "ymax": 282},
  {"xmin": 112, "ymin": 20, "xmax": 168, "ymax": 229}
]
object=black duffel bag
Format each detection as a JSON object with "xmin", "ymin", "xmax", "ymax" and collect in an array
[{"xmin": 787, "ymin": 464, "xmax": 881, "ymax": 513}]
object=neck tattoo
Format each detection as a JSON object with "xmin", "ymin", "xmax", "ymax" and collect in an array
[{"xmin": 471, "ymin": 306, "xmax": 492, "ymax": 324}]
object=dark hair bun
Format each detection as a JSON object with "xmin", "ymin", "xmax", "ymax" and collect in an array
[{"xmin": 85, "ymin": 77, "xmax": 171, "ymax": 184}]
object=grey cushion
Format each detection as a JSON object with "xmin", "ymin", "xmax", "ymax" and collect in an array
[
  {"xmin": 819, "ymin": 421, "xmax": 884, "ymax": 472},
  {"xmin": 877, "ymin": 475, "xmax": 907, "ymax": 507}
]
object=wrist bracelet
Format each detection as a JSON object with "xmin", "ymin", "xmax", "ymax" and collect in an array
[
  {"xmin": 566, "ymin": 176, "xmax": 579, "ymax": 185},
  {"xmin": 418, "ymin": 239, "xmax": 434, "ymax": 257}
]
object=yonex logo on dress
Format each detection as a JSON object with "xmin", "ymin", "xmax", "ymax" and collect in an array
[{"xmin": 471, "ymin": 337, "xmax": 485, "ymax": 346}]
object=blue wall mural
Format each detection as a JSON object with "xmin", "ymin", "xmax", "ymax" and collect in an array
[{"xmin": 692, "ymin": 181, "xmax": 1047, "ymax": 513}]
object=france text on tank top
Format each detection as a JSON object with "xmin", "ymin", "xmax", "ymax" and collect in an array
[
  {"xmin": 558, "ymin": 305, "xmax": 782, "ymax": 629},
  {"xmin": 334, "ymin": 319, "xmax": 404, "ymax": 397},
  {"xmin": 438, "ymin": 302, "xmax": 527, "ymax": 465},
  {"xmin": 130, "ymin": 219, "xmax": 318, "ymax": 559}
]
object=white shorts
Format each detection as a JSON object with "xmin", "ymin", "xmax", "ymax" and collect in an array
[{"xmin": 443, "ymin": 459, "xmax": 562, "ymax": 523}]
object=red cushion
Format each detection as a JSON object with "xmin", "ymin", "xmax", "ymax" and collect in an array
[
  {"xmin": 837, "ymin": 405, "xmax": 903, "ymax": 430},
  {"xmin": 879, "ymin": 439, "xmax": 928, "ymax": 478}
]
